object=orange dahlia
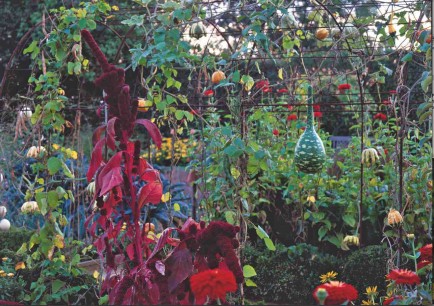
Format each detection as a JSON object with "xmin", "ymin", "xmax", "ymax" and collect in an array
[
  {"xmin": 190, "ymin": 269, "xmax": 237, "ymax": 302},
  {"xmin": 386, "ymin": 269, "xmax": 420, "ymax": 285},
  {"xmin": 313, "ymin": 281, "xmax": 358, "ymax": 305}
]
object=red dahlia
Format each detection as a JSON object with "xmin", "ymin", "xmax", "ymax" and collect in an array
[
  {"xmin": 419, "ymin": 244, "xmax": 432, "ymax": 262},
  {"xmin": 313, "ymin": 281, "xmax": 358, "ymax": 305},
  {"xmin": 204, "ymin": 89, "xmax": 214, "ymax": 97},
  {"xmin": 255, "ymin": 80, "xmax": 269, "ymax": 90},
  {"xmin": 190, "ymin": 269, "xmax": 237, "ymax": 302},
  {"xmin": 386, "ymin": 269, "xmax": 421, "ymax": 285},
  {"xmin": 373, "ymin": 113, "xmax": 387, "ymax": 122},
  {"xmin": 287, "ymin": 114, "xmax": 297, "ymax": 121},
  {"xmin": 337, "ymin": 83, "xmax": 351, "ymax": 91}
]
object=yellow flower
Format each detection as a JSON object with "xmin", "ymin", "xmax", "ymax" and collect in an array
[
  {"xmin": 52, "ymin": 144, "xmax": 60, "ymax": 150},
  {"xmin": 15, "ymin": 261, "xmax": 26, "ymax": 271},
  {"xmin": 7, "ymin": 273, "xmax": 14, "ymax": 277},
  {"xmin": 111, "ymin": 5, "xmax": 119, "ymax": 11},
  {"xmin": 307, "ymin": 195, "xmax": 316, "ymax": 203},
  {"xmin": 69, "ymin": 150, "xmax": 78, "ymax": 160},
  {"xmin": 343, "ymin": 235, "xmax": 360, "ymax": 246},
  {"xmin": 1, "ymin": 257, "xmax": 8, "ymax": 261},
  {"xmin": 319, "ymin": 271, "xmax": 338, "ymax": 283},
  {"xmin": 365, "ymin": 286, "xmax": 378, "ymax": 297},
  {"xmin": 361, "ymin": 299, "xmax": 376, "ymax": 305}
]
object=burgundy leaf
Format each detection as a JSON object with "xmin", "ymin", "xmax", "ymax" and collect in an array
[
  {"xmin": 147, "ymin": 228, "xmax": 174, "ymax": 261},
  {"xmin": 92, "ymin": 124, "xmax": 106, "ymax": 146},
  {"xmin": 99, "ymin": 167, "xmax": 123, "ymax": 197},
  {"xmin": 87, "ymin": 138, "xmax": 106, "ymax": 182},
  {"xmin": 96, "ymin": 152, "xmax": 123, "ymax": 193},
  {"xmin": 126, "ymin": 243, "xmax": 135, "ymax": 261},
  {"xmin": 135, "ymin": 119, "xmax": 163, "ymax": 148},
  {"xmin": 140, "ymin": 169, "xmax": 160, "ymax": 182},
  {"xmin": 107, "ymin": 117, "xmax": 117, "ymax": 140},
  {"xmin": 155, "ymin": 260, "xmax": 165, "ymax": 275},
  {"xmin": 165, "ymin": 243, "xmax": 194, "ymax": 293},
  {"xmin": 137, "ymin": 180, "xmax": 162, "ymax": 208}
]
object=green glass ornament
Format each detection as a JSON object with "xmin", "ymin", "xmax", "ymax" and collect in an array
[{"xmin": 294, "ymin": 85, "xmax": 326, "ymax": 173}]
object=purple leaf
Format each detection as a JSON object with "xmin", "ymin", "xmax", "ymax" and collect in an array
[
  {"xmin": 155, "ymin": 260, "xmax": 165, "ymax": 275},
  {"xmin": 165, "ymin": 244, "xmax": 194, "ymax": 293}
]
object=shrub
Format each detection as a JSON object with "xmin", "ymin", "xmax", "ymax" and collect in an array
[
  {"xmin": 0, "ymin": 227, "xmax": 33, "ymax": 252},
  {"xmin": 243, "ymin": 243, "xmax": 342, "ymax": 304},
  {"xmin": 341, "ymin": 245, "xmax": 388, "ymax": 300}
]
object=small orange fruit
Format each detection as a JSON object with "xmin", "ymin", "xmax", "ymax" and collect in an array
[
  {"xmin": 315, "ymin": 28, "xmax": 329, "ymax": 40},
  {"xmin": 211, "ymin": 70, "xmax": 225, "ymax": 84}
]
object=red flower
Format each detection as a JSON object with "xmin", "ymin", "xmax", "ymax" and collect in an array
[
  {"xmin": 384, "ymin": 149, "xmax": 388, "ymax": 155},
  {"xmin": 313, "ymin": 281, "xmax": 358, "ymax": 305},
  {"xmin": 287, "ymin": 114, "xmax": 297, "ymax": 121},
  {"xmin": 383, "ymin": 295, "xmax": 403, "ymax": 305},
  {"xmin": 278, "ymin": 88, "xmax": 288, "ymax": 94},
  {"xmin": 272, "ymin": 129, "xmax": 279, "ymax": 136},
  {"xmin": 373, "ymin": 113, "xmax": 387, "ymax": 122},
  {"xmin": 314, "ymin": 111, "xmax": 323, "ymax": 118},
  {"xmin": 190, "ymin": 269, "xmax": 238, "ymax": 302},
  {"xmin": 255, "ymin": 79, "xmax": 269, "ymax": 90},
  {"xmin": 419, "ymin": 244, "xmax": 432, "ymax": 262},
  {"xmin": 338, "ymin": 83, "xmax": 351, "ymax": 91},
  {"xmin": 417, "ymin": 260, "xmax": 431, "ymax": 270},
  {"xmin": 287, "ymin": 105, "xmax": 293, "ymax": 111},
  {"xmin": 262, "ymin": 87, "xmax": 272, "ymax": 93},
  {"xmin": 204, "ymin": 89, "xmax": 214, "ymax": 97},
  {"xmin": 300, "ymin": 126, "xmax": 306, "ymax": 131},
  {"xmin": 386, "ymin": 269, "xmax": 421, "ymax": 285},
  {"xmin": 313, "ymin": 104, "xmax": 321, "ymax": 111}
]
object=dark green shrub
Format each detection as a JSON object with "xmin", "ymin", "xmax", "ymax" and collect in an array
[
  {"xmin": 342, "ymin": 245, "xmax": 388, "ymax": 301},
  {"xmin": 0, "ymin": 227, "xmax": 34, "ymax": 252},
  {"xmin": 243, "ymin": 243, "xmax": 343, "ymax": 304}
]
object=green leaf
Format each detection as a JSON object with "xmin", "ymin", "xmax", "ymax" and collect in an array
[
  {"xmin": 245, "ymin": 278, "xmax": 257, "ymax": 287},
  {"xmin": 67, "ymin": 62, "xmax": 74, "ymax": 75},
  {"xmin": 47, "ymin": 191, "xmax": 58, "ymax": 208},
  {"xmin": 47, "ymin": 157, "xmax": 62, "ymax": 175},
  {"xmin": 255, "ymin": 225, "xmax": 269, "ymax": 239},
  {"xmin": 175, "ymin": 110, "xmax": 184, "ymax": 120},
  {"xmin": 23, "ymin": 41, "xmax": 37, "ymax": 55},
  {"xmin": 232, "ymin": 70, "xmax": 240, "ymax": 83},
  {"xmin": 225, "ymin": 211, "xmax": 236, "ymax": 225},
  {"xmin": 342, "ymin": 215, "xmax": 356, "ymax": 227},
  {"xmin": 264, "ymin": 237, "xmax": 276, "ymax": 251},
  {"xmin": 401, "ymin": 51, "xmax": 413, "ymax": 62},
  {"xmin": 52, "ymin": 280, "xmax": 66, "ymax": 294},
  {"xmin": 62, "ymin": 161, "xmax": 74, "ymax": 178},
  {"xmin": 243, "ymin": 265, "xmax": 257, "ymax": 278},
  {"xmin": 86, "ymin": 19, "xmax": 97, "ymax": 30},
  {"xmin": 98, "ymin": 295, "xmax": 109, "ymax": 305},
  {"xmin": 318, "ymin": 226, "xmax": 327, "ymax": 241}
]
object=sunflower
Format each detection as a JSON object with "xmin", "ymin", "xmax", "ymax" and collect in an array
[{"xmin": 320, "ymin": 271, "xmax": 338, "ymax": 283}]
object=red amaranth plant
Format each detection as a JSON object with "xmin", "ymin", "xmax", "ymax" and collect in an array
[{"xmin": 81, "ymin": 30, "xmax": 242, "ymax": 304}]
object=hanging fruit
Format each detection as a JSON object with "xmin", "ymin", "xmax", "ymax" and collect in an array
[
  {"xmin": 315, "ymin": 28, "xmax": 329, "ymax": 40},
  {"xmin": 0, "ymin": 206, "xmax": 6, "ymax": 219},
  {"xmin": 211, "ymin": 70, "xmax": 226, "ymax": 84},
  {"xmin": 361, "ymin": 148, "xmax": 379, "ymax": 167},
  {"xmin": 388, "ymin": 12, "xmax": 396, "ymax": 36},
  {"xmin": 294, "ymin": 85, "xmax": 326, "ymax": 173},
  {"xmin": 0, "ymin": 219, "xmax": 11, "ymax": 231},
  {"xmin": 189, "ymin": 21, "xmax": 206, "ymax": 39}
]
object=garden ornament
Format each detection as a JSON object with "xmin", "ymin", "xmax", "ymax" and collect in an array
[{"xmin": 294, "ymin": 85, "xmax": 326, "ymax": 173}]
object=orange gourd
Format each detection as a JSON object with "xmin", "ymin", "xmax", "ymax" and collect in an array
[{"xmin": 211, "ymin": 70, "xmax": 225, "ymax": 84}]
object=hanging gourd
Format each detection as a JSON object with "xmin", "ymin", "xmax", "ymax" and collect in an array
[{"xmin": 294, "ymin": 85, "xmax": 326, "ymax": 173}]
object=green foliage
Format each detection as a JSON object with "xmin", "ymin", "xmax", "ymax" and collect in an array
[
  {"xmin": 342, "ymin": 245, "xmax": 389, "ymax": 301},
  {"xmin": 0, "ymin": 227, "xmax": 34, "ymax": 252},
  {"xmin": 243, "ymin": 243, "xmax": 342, "ymax": 304}
]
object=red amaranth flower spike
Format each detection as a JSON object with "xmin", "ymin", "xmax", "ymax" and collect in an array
[{"xmin": 81, "ymin": 29, "xmax": 111, "ymax": 72}]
